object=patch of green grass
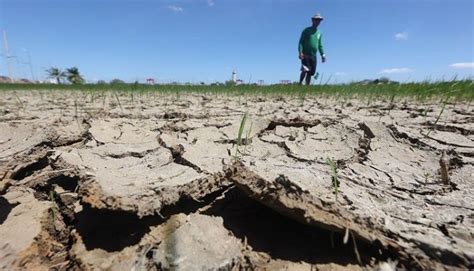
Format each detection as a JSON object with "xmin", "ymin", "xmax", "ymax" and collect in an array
[
  {"xmin": 114, "ymin": 92, "xmax": 123, "ymax": 112},
  {"xmin": 425, "ymin": 95, "xmax": 449, "ymax": 136},
  {"xmin": 48, "ymin": 189, "xmax": 59, "ymax": 222},
  {"xmin": 243, "ymin": 121, "xmax": 253, "ymax": 156},
  {"xmin": 234, "ymin": 111, "xmax": 249, "ymax": 159},
  {"xmin": 423, "ymin": 172, "xmax": 432, "ymax": 184},
  {"xmin": 326, "ymin": 157, "xmax": 340, "ymax": 202},
  {"xmin": 14, "ymin": 92, "xmax": 24, "ymax": 109}
]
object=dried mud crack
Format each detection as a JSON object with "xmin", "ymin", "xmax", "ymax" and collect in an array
[{"xmin": 1, "ymin": 91, "xmax": 473, "ymax": 270}]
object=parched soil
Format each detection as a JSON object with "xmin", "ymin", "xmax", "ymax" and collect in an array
[{"xmin": 0, "ymin": 90, "xmax": 473, "ymax": 270}]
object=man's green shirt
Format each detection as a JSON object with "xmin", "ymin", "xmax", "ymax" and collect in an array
[{"xmin": 298, "ymin": 27, "xmax": 325, "ymax": 57}]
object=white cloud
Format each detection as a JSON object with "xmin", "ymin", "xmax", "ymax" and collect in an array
[
  {"xmin": 168, "ymin": 5, "xmax": 183, "ymax": 12},
  {"xmin": 380, "ymin": 68, "xmax": 414, "ymax": 74},
  {"xmin": 334, "ymin": 72, "xmax": 346, "ymax": 76},
  {"xmin": 449, "ymin": 62, "xmax": 474, "ymax": 69},
  {"xmin": 207, "ymin": 0, "xmax": 215, "ymax": 7},
  {"xmin": 394, "ymin": 32, "xmax": 408, "ymax": 40}
]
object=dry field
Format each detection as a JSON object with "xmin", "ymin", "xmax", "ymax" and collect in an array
[{"xmin": 0, "ymin": 90, "xmax": 473, "ymax": 270}]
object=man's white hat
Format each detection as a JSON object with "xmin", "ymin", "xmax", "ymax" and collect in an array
[{"xmin": 312, "ymin": 13, "xmax": 324, "ymax": 20}]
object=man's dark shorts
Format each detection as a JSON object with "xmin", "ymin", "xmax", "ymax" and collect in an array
[{"xmin": 301, "ymin": 55, "xmax": 317, "ymax": 76}]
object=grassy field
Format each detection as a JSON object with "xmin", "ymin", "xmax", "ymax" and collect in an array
[{"xmin": 0, "ymin": 80, "xmax": 472, "ymax": 101}]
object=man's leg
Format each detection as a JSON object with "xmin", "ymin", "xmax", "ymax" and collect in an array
[
  {"xmin": 299, "ymin": 72, "xmax": 306, "ymax": 85},
  {"xmin": 307, "ymin": 56, "xmax": 317, "ymax": 85},
  {"xmin": 305, "ymin": 73, "xmax": 312, "ymax": 85},
  {"xmin": 300, "ymin": 56, "xmax": 311, "ymax": 85}
]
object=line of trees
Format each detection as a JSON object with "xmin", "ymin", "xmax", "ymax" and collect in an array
[{"xmin": 46, "ymin": 67, "xmax": 84, "ymax": 84}]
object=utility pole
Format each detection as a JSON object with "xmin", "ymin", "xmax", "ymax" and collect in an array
[{"xmin": 2, "ymin": 30, "xmax": 13, "ymax": 82}]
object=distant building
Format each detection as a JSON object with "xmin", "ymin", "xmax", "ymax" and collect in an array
[
  {"xmin": 280, "ymin": 80, "xmax": 291, "ymax": 85},
  {"xmin": 42, "ymin": 78, "xmax": 58, "ymax": 84},
  {"xmin": 258, "ymin": 80, "xmax": 264, "ymax": 86},
  {"xmin": 146, "ymin": 78, "xmax": 155, "ymax": 85}
]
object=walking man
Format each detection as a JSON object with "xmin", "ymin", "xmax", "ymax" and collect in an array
[{"xmin": 298, "ymin": 13, "xmax": 326, "ymax": 85}]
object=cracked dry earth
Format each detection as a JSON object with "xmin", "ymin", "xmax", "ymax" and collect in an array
[{"xmin": 0, "ymin": 90, "xmax": 473, "ymax": 270}]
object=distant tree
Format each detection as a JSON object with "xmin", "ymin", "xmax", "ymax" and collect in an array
[
  {"xmin": 110, "ymin": 79, "xmax": 126, "ymax": 84},
  {"xmin": 225, "ymin": 80, "xmax": 236, "ymax": 86},
  {"xmin": 66, "ymin": 67, "xmax": 85, "ymax": 84},
  {"xmin": 46, "ymin": 67, "xmax": 66, "ymax": 84},
  {"xmin": 379, "ymin": 77, "xmax": 390, "ymax": 84},
  {"xmin": 97, "ymin": 80, "xmax": 107, "ymax": 85},
  {"xmin": 132, "ymin": 80, "xmax": 140, "ymax": 90}
]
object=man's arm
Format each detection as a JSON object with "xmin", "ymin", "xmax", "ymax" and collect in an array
[
  {"xmin": 319, "ymin": 33, "xmax": 326, "ymax": 63},
  {"xmin": 298, "ymin": 30, "xmax": 305, "ymax": 59}
]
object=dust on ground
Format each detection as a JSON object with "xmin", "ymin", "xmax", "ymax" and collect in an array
[{"xmin": 0, "ymin": 90, "xmax": 473, "ymax": 270}]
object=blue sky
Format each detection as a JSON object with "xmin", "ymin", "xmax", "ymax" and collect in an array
[{"xmin": 0, "ymin": 0, "xmax": 473, "ymax": 84}]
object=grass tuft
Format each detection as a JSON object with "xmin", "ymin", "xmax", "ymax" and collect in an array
[
  {"xmin": 326, "ymin": 157, "xmax": 340, "ymax": 202},
  {"xmin": 114, "ymin": 92, "xmax": 123, "ymax": 112},
  {"xmin": 235, "ymin": 111, "xmax": 249, "ymax": 159},
  {"xmin": 425, "ymin": 95, "xmax": 449, "ymax": 136}
]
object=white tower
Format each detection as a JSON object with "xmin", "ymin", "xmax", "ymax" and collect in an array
[{"xmin": 232, "ymin": 70, "xmax": 237, "ymax": 83}]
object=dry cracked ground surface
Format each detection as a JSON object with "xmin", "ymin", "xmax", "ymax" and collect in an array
[{"xmin": 0, "ymin": 90, "xmax": 473, "ymax": 270}]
